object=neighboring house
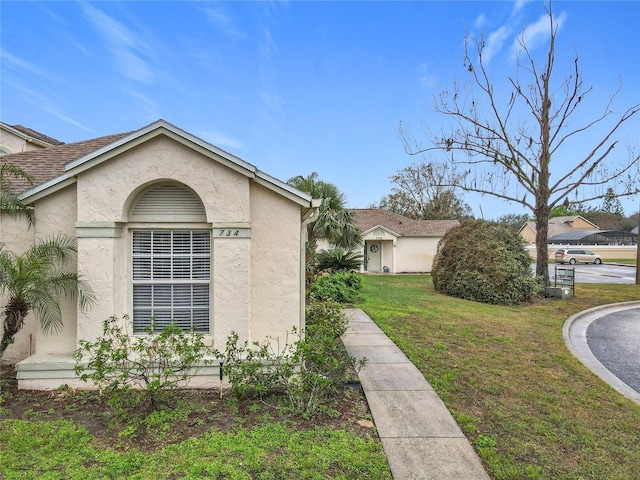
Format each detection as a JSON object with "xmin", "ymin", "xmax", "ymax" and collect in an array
[
  {"xmin": 0, "ymin": 119, "xmax": 318, "ymax": 390},
  {"xmin": 0, "ymin": 122, "xmax": 64, "ymax": 155},
  {"xmin": 519, "ymin": 215, "xmax": 636, "ymax": 245},
  {"xmin": 352, "ymin": 208, "xmax": 459, "ymax": 273},
  {"xmin": 518, "ymin": 215, "xmax": 599, "ymax": 243}
]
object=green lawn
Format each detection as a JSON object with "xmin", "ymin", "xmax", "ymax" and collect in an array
[
  {"xmin": 0, "ymin": 419, "xmax": 390, "ymax": 479},
  {"xmin": 358, "ymin": 275, "xmax": 640, "ymax": 480}
]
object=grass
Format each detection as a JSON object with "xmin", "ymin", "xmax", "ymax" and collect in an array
[
  {"xmin": 0, "ymin": 419, "xmax": 390, "ymax": 479},
  {"xmin": 604, "ymin": 258, "xmax": 637, "ymax": 265},
  {"xmin": 0, "ymin": 365, "xmax": 391, "ymax": 479},
  {"xmin": 357, "ymin": 275, "xmax": 640, "ymax": 480}
]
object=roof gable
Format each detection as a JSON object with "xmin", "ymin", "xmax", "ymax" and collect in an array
[{"xmin": 5, "ymin": 120, "xmax": 311, "ymax": 207}]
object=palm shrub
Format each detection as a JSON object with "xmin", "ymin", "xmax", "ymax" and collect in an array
[
  {"xmin": 0, "ymin": 162, "xmax": 34, "ymax": 225},
  {"xmin": 0, "ymin": 234, "xmax": 96, "ymax": 358},
  {"xmin": 316, "ymin": 248, "xmax": 363, "ymax": 273},
  {"xmin": 431, "ymin": 219, "xmax": 539, "ymax": 305}
]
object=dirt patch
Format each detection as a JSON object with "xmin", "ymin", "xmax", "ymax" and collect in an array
[{"xmin": 0, "ymin": 365, "xmax": 375, "ymax": 452}]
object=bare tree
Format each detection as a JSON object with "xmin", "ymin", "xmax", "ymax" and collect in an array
[
  {"xmin": 400, "ymin": 3, "xmax": 639, "ymax": 285},
  {"xmin": 372, "ymin": 162, "xmax": 472, "ymax": 220}
]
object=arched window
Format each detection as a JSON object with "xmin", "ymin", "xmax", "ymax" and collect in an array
[{"xmin": 130, "ymin": 184, "xmax": 210, "ymax": 334}]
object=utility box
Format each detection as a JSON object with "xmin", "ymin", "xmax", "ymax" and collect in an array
[{"xmin": 545, "ymin": 286, "xmax": 573, "ymax": 299}]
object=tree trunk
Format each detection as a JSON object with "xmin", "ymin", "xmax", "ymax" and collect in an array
[
  {"xmin": 535, "ymin": 208, "xmax": 551, "ymax": 287},
  {"xmin": 0, "ymin": 301, "xmax": 29, "ymax": 359}
]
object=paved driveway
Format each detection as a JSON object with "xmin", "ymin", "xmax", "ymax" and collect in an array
[
  {"xmin": 586, "ymin": 308, "xmax": 640, "ymax": 394},
  {"xmin": 564, "ymin": 303, "xmax": 640, "ymax": 405},
  {"xmin": 548, "ymin": 263, "xmax": 637, "ymax": 284}
]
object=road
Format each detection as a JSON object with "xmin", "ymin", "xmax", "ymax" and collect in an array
[
  {"xmin": 547, "ymin": 263, "xmax": 637, "ymax": 285},
  {"xmin": 586, "ymin": 307, "xmax": 640, "ymax": 394}
]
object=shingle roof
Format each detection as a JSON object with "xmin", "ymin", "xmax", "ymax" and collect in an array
[
  {"xmin": 521, "ymin": 215, "xmax": 600, "ymax": 238},
  {"xmin": 352, "ymin": 208, "xmax": 459, "ymax": 236},
  {"xmin": 9, "ymin": 124, "xmax": 65, "ymax": 146},
  {"xmin": 1, "ymin": 131, "xmax": 132, "ymax": 193}
]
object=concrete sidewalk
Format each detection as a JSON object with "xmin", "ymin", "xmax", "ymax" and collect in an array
[{"xmin": 342, "ymin": 309, "xmax": 490, "ymax": 480}]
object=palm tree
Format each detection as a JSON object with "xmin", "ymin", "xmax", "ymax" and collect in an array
[
  {"xmin": 0, "ymin": 162, "xmax": 35, "ymax": 225},
  {"xmin": 287, "ymin": 172, "xmax": 362, "ymax": 283},
  {"xmin": 0, "ymin": 234, "xmax": 96, "ymax": 358}
]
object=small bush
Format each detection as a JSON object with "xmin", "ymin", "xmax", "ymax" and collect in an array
[
  {"xmin": 316, "ymin": 248, "xmax": 363, "ymax": 273},
  {"xmin": 221, "ymin": 299, "xmax": 365, "ymax": 418},
  {"xmin": 431, "ymin": 219, "xmax": 539, "ymax": 305},
  {"xmin": 309, "ymin": 271, "xmax": 362, "ymax": 303},
  {"xmin": 75, "ymin": 315, "xmax": 213, "ymax": 409}
]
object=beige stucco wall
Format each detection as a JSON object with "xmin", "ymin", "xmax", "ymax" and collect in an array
[
  {"xmin": 0, "ymin": 127, "xmax": 47, "ymax": 154},
  {"xmin": 9, "ymin": 133, "xmax": 307, "ymax": 387},
  {"xmin": 32, "ymin": 187, "xmax": 79, "ymax": 356},
  {"xmin": 249, "ymin": 182, "xmax": 303, "ymax": 343},
  {"xmin": 73, "ymin": 135, "xmax": 255, "ymax": 346},
  {"xmin": 520, "ymin": 225, "xmax": 536, "ymax": 243},
  {"xmin": 0, "ymin": 215, "xmax": 36, "ymax": 364},
  {"xmin": 395, "ymin": 236, "xmax": 441, "ymax": 273}
]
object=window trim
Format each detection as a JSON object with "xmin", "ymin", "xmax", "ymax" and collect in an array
[{"xmin": 131, "ymin": 229, "xmax": 211, "ymax": 334}]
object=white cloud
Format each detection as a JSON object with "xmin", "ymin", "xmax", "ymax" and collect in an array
[
  {"xmin": 417, "ymin": 61, "xmax": 437, "ymax": 89},
  {"xmin": 201, "ymin": 3, "xmax": 245, "ymax": 40},
  {"xmin": 4, "ymin": 79, "xmax": 94, "ymax": 133},
  {"xmin": 483, "ymin": 25, "xmax": 512, "ymax": 64},
  {"xmin": 510, "ymin": 10, "xmax": 568, "ymax": 61},
  {"xmin": 197, "ymin": 129, "xmax": 244, "ymax": 151},
  {"xmin": 81, "ymin": 3, "xmax": 155, "ymax": 83},
  {"xmin": 475, "ymin": 13, "xmax": 487, "ymax": 29},
  {"xmin": 511, "ymin": 0, "xmax": 534, "ymax": 17},
  {"xmin": 1, "ymin": 49, "xmax": 49, "ymax": 77}
]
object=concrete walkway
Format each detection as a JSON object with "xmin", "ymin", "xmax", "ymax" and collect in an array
[{"xmin": 343, "ymin": 309, "xmax": 490, "ymax": 480}]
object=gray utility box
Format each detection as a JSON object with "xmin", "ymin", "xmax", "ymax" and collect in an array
[{"xmin": 545, "ymin": 286, "xmax": 573, "ymax": 299}]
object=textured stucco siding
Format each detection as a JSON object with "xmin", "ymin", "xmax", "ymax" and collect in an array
[
  {"xmin": 250, "ymin": 182, "xmax": 302, "ymax": 344},
  {"xmin": 8, "ymin": 131, "xmax": 306, "ymax": 388},
  {"xmin": 0, "ymin": 129, "xmax": 46, "ymax": 154},
  {"xmin": 0, "ymin": 187, "xmax": 77, "ymax": 364},
  {"xmin": 395, "ymin": 236, "xmax": 441, "ymax": 273},
  {"xmin": 0, "ymin": 215, "xmax": 36, "ymax": 364}
]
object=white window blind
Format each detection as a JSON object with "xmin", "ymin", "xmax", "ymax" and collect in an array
[
  {"xmin": 132, "ymin": 230, "xmax": 210, "ymax": 333},
  {"xmin": 131, "ymin": 184, "xmax": 206, "ymax": 222}
]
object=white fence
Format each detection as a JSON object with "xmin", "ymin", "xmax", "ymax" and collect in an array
[{"xmin": 527, "ymin": 245, "xmax": 638, "ymax": 260}]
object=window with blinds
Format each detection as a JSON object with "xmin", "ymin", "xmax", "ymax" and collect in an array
[{"xmin": 132, "ymin": 230, "xmax": 210, "ymax": 333}]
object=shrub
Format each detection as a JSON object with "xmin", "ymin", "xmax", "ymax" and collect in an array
[
  {"xmin": 309, "ymin": 271, "xmax": 362, "ymax": 303},
  {"xmin": 75, "ymin": 315, "xmax": 212, "ymax": 409},
  {"xmin": 431, "ymin": 219, "xmax": 539, "ymax": 305},
  {"xmin": 316, "ymin": 248, "xmax": 363, "ymax": 273},
  {"xmin": 221, "ymin": 299, "xmax": 365, "ymax": 418}
]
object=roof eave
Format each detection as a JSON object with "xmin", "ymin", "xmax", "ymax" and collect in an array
[
  {"xmin": 18, "ymin": 175, "xmax": 76, "ymax": 203},
  {"xmin": 1, "ymin": 122, "xmax": 53, "ymax": 148}
]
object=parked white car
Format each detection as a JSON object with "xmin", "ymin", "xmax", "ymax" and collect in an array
[{"xmin": 554, "ymin": 248, "xmax": 602, "ymax": 265}]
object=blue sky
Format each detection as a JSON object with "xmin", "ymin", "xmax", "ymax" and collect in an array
[{"xmin": 1, "ymin": 1, "xmax": 639, "ymax": 219}]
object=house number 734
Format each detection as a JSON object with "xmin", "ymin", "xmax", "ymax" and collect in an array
[{"xmin": 219, "ymin": 229, "xmax": 240, "ymax": 237}]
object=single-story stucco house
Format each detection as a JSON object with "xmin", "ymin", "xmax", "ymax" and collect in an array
[
  {"xmin": 0, "ymin": 119, "xmax": 319, "ymax": 390},
  {"xmin": 352, "ymin": 208, "xmax": 459, "ymax": 273}
]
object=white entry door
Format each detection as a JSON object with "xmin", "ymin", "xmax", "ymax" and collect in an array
[{"xmin": 366, "ymin": 241, "xmax": 382, "ymax": 272}]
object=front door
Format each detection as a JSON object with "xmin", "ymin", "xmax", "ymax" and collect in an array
[{"xmin": 366, "ymin": 241, "xmax": 382, "ymax": 272}]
